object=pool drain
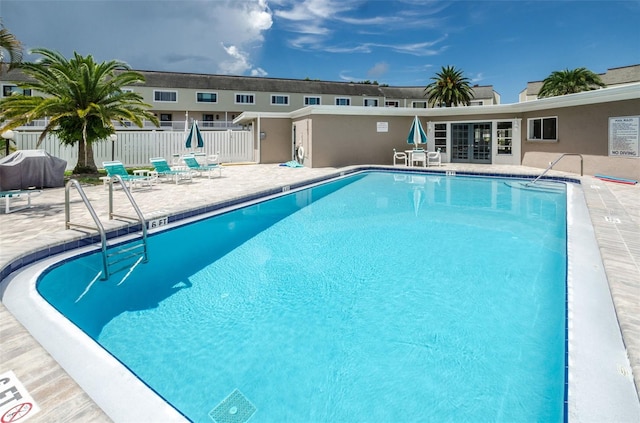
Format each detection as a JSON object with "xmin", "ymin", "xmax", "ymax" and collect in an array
[{"xmin": 209, "ymin": 389, "xmax": 256, "ymax": 423}]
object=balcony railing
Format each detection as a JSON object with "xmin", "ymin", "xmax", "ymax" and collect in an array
[{"xmin": 12, "ymin": 118, "xmax": 244, "ymax": 131}]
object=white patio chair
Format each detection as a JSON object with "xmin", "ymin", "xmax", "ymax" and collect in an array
[
  {"xmin": 393, "ymin": 149, "xmax": 408, "ymax": 166},
  {"xmin": 410, "ymin": 150, "xmax": 427, "ymax": 167},
  {"xmin": 427, "ymin": 151, "xmax": 442, "ymax": 167}
]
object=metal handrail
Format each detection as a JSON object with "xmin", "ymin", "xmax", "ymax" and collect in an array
[
  {"xmin": 530, "ymin": 153, "xmax": 583, "ymax": 185},
  {"xmin": 65, "ymin": 179, "xmax": 109, "ymax": 278},
  {"xmin": 108, "ymin": 175, "xmax": 148, "ymax": 263}
]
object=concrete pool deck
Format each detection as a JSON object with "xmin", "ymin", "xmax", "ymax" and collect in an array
[{"xmin": 0, "ymin": 163, "xmax": 638, "ymax": 422}]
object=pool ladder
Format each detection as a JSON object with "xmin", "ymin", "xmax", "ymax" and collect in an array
[
  {"xmin": 65, "ymin": 175, "xmax": 148, "ymax": 281},
  {"xmin": 529, "ymin": 153, "xmax": 583, "ymax": 185}
]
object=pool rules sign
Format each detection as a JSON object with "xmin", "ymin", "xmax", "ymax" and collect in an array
[
  {"xmin": 609, "ymin": 116, "xmax": 640, "ymax": 157},
  {"xmin": 0, "ymin": 371, "xmax": 40, "ymax": 423}
]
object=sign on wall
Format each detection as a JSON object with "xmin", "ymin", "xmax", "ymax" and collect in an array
[
  {"xmin": 376, "ymin": 122, "xmax": 388, "ymax": 132},
  {"xmin": 609, "ymin": 116, "xmax": 640, "ymax": 157}
]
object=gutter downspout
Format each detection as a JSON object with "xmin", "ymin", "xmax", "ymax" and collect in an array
[{"xmin": 256, "ymin": 114, "xmax": 261, "ymax": 164}]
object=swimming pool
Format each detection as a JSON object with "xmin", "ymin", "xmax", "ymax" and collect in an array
[
  {"xmin": 3, "ymin": 170, "xmax": 636, "ymax": 421},
  {"xmin": 35, "ymin": 172, "xmax": 567, "ymax": 421}
]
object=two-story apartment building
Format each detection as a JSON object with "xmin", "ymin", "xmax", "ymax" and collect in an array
[{"xmin": 1, "ymin": 69, "xmax": 499, "ymax": 130}]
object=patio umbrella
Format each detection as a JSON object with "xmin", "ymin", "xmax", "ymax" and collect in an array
[
  {"xmin": 407, "ymin": 116, "xmax": 427, "ymax": 150},
  {"xmin": 185, "ymin": 120, "xmax": 204, "ymax": 149}
]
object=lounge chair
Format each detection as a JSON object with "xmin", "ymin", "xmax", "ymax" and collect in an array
[
  {"xmin": 393, "ymin": 149, "xmax": 408, "ymax": 166},
  {"xmin": 103, "ymin": 161, "xmax": 153, "ymax": 190},
  {"xmin": 0, "ymin": 189, "xmax": 42, "ymax": 213},
  {"xmin": 149, "ymin": 157, "xmax": 193, "ymax": 184},
  {"xmin": 182, "ymin": 155, "xmax": 222, "ymax": 178}
]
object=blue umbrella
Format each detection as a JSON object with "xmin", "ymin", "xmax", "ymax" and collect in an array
[
  {"xmin": 407, "ymin": 116, "xmax": 427, "ymax": 150},
  {"xmin": 185, "ymin": 120, "xmax": 204, "ymax": 149}
]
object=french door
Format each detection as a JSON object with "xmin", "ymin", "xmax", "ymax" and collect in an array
[{"xmin": 451, "ymin": 123, "xmax": 492, "ymax": 164}]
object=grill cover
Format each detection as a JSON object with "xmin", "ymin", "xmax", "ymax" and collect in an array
[{"xmin": 0, "ymin": 150, "xmax": 67, "ymax": 190}]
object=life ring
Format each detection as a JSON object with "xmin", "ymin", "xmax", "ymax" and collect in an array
[{"xmin": 297, "ymin": 145, "xmax": 305, "ymax": 160}]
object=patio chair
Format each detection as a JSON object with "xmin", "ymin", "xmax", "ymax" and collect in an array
[
  {"xmin": 0, "ymin": 189, "xmax": 42, "ymax": 213},
  {"xmin": 427, "ymin": 151, "xmax": 442, "ymax": 167},
  {"xmin": 393, "ymin": 149, "xmax": 408, "ymax": 166},
  {"xmin": 149, "ymin": 157, "xmax": 193, "ymax": 184},
  {"xmin": 409, "ymin": 150, "xmax": 427, "ymax": 167},
  {"xmin": 102, "ymin": 161, "xmax": 153, "ymax": 190},
  {"xmin": 182, "ymin": 155, "xmax": 222, "ymax": 178}
]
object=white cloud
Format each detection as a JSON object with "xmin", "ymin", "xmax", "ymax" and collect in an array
[
  {"xmin": 2, "ymin": 0, "xmax": 273, "ymax": 76},
  {"xmin": 368, "ymin": 62, "xmax": 389, "ymax": 78}
]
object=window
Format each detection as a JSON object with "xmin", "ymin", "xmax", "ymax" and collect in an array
[
  {"xmin": 496, "ymin": 122, "xmax": 513, "ymax": 155},
  {"xmin": 235, "ymin": 93, "xmax": 255, "ymax": 104},
  {"xmin": 364, "ymin": 98, "xmax": 378, "ymax": 107},
  {"xmin": 528, "ymin": 117, "xmax": 557, "ymax": 141},
  {"xmin": 469, "ymin": 100, "xmax": 484, "ymax": 106},
  {"xmin": 159, "ymin": 113, "xmax": 172, "ymax": 127},
  {"xmin": 2, "ymin": 85, "xmax": 31, "ymax": 97},
  {"xmin": 197, "ymin": 92, "xmax": 217, "ymax": 103},
  {"xmin": 304, "ymin": 96, "xmax": 321, "ymax": 105},
  {"xmin": 385, "ymin": 100, "xmax": 399, "ymax": 107},
  {"xmin": 154, "ymin": 90, "xmax": 177, "ymax": 102},
  {"xmin": 434, "ymin": 123, "xmax": 447, "ymax": 153},
  {"xmin": 335, "ymin": 97, "xmax": 351, "ymax": 106},
  {"xmin": 201, "ymin": 114, "xmax": 214, "ymax": 128},
  {"xmin": 271, "ymin": 95, "xmax": 289, "ymax": 105},
  {"xmin": 412, "ymin": 101, "xmax": 427, "ymax": 108}
]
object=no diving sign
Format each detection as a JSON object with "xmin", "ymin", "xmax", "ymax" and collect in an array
[{"xmin": 0, "ymin": 371, "xmax": 40, "ymax": 423}]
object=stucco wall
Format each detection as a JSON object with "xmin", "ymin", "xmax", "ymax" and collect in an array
[
  {"xmin": 305, "ymin": 115, "xmax": 418, "ymax": 168},
  {"xmin": 521, "ymin": 99, "xmax": 640, "ymax": 179},
  {"xmin": 257, "ymin": 118, "xmax": 293, "ymax": 164}
]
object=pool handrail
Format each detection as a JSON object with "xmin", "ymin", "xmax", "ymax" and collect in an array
[
  {"xmin": 530, "ymin": 153, "xmax": 583, "ymax": 185},
  {"xmin": 65, "ymin": 179, "xmax": 109, "ymax": 278}
]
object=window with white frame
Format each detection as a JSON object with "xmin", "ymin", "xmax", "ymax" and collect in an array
[
  {"xmin": 496, "ymin": 122, "xmax": 513, "ymax": 155},
  {"xmin": 335, "ymin": 97, "xmax": 351, "ymax": 106},
  {"xmin": 434, "ymin": 123, "xmax": 447, "ymax": 153},
  {"xmin": 235, "ymin": 93, "xmax": 255, "ymax": 104},
  {"xmin": 412, "ymin": 101, "xmax": 427, "ymax": 108},
  {"xmin": 271, "ymin": 95, "xmax": 289, "ymax": 105},
  {"xmin": 2, "ymin": 85, "xmax": 31, "ymax": 97},
  {"xmin": 154, "ymin": 90, "xmax": 177, "ymax": 102},
  {"xmin": 469, "ymin": 100, "xmax": 484, "ymax": 106},
  {"xmin": 385, "ymin": 100, "xmax": 399, "ymax": 107},
  {"xmin": 197, "ymin": 92, "xmax": 217, "ymax": 103},
  {"xmin": 528, "ymin": 116, "xmax": 557, "ymax": 141},
  {"xmin": 304, "ymin": 96, "xmax": 321, "ymax": 105},
  {"xmin": 364, "ymin": 98, "xmax": 379, "ymax": 107}
]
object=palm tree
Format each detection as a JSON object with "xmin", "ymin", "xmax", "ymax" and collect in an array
[
  {"xmin": 424, "ymin": 65, "xmax": 474, "ymax": 107},
  {"xmin": 0, "ymin": 48, "xmax": 158, "ymax": 173},
  {"xmin": 0, "ymin": 21, "xmax": 23, "ymax": 74},
  {"xmin": 538, "ymin": 67, "xmax": 605, "ymax": 98}
]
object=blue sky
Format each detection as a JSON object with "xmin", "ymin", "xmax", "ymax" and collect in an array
[{"xmin": 2, "ymin": 0, "xmax": 639, "ymax": 103}]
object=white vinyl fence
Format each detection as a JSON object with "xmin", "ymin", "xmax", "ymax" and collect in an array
[{"xmin": 13, "ymin": 129, "xmax": 255, "ymax": 170}]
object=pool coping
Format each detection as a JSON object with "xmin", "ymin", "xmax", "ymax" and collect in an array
[{"xmin": 1, "ymin": 165, "xmax": 639, "ymax": 422}]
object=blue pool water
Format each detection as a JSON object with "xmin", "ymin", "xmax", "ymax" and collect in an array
[{"xmin": 38, "ymin": 172, "xmax": 567, "ymax": 422}]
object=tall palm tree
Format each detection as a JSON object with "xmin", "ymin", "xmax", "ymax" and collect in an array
[
  {"xmin": 0, "ymin": 21, "xmax": 23, "ymax": 74},
  {"xmin": 538, "ymin": 67, "xmax": 605, "ymax": 98},
  {"xmin": 424, "ymin": 65, "xmax": 474, "ymax": 107},
  {"xmin": 0, "ymin": 48, "xmax": 158, "ymax": 173}
]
